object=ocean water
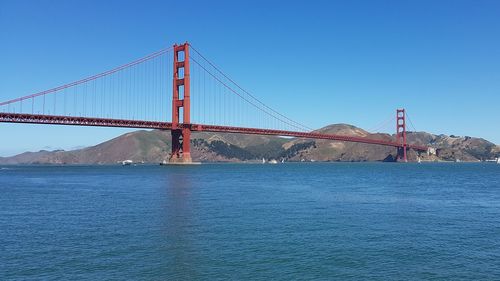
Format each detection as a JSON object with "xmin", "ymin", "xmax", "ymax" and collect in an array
[{"xmin": 0, "ymin": 163, "xmax": 499, "ymax": 280}]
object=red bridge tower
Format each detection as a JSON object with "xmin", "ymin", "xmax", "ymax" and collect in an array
[
  {"xmin": 396, "ymin": 108, "xmax": 407, "ymax": 162},
  {"xmin": 170, "ymin": 43, "xmax": 192, "ymax": 163}
]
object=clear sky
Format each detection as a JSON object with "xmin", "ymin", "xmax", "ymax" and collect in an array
[{"xmin": 0, "ymin": 0, "xmax": 499, "ymax": 156}]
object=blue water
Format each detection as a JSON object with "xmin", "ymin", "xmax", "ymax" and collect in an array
[{"xmin": 1, "ymin": 163, "xmax": 499, "ymax": 280}]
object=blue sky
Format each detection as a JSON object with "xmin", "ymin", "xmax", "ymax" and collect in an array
[{"xmin": 0, "ymin": 0, "xmax": 499, "ymax": 156}]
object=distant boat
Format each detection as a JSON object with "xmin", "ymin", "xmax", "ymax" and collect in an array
[
  {"xmin": 269, "ymin": 159, "xmax": 278, "ymax": 164},
  {"xmin": 122, "ymin": 160, "xmax": 133, "ymax": 166},
  {"xmin": 262, "ymin": 158, "xmax": 266, "ymax": 164},
  {"xmin": 497, "ymin": 158, "xmax": 500, "ymax": 164},
  {"xmin": 281, "ymin": 159, "xmax": 285, "ymax": 163},
  {"xmin": 418, "ymin": 157, "xmax": 422, "ymax": 164}
]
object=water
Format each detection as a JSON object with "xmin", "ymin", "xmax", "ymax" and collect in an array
[{"xmin": 1, "ymin": 163, "xmax": 499, "ymax": 280}]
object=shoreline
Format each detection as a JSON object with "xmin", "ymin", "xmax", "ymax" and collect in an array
[{"xmin": 0, "ymin": 160, "xmax": 493, "ymax": 167}]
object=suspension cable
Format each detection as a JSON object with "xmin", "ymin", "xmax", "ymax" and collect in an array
[{"xmin": 189, "ymin": 44, "xmax": 313, "ymax": 132}]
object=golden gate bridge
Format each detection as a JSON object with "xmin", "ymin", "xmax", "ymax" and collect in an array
[{"xmin": 0, "ymin": 42, "xmax": 428, "ymax": 162}]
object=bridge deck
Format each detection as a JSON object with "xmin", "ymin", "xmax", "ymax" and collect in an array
[{"xmin": 0, "ymin": 113, "xmax": 428, "ymax": 151}]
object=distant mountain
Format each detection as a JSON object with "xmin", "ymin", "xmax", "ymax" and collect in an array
[
  {"xmin": 0, "ymin": 130, "xmax": 171, "ymax": 165},
  {"xmin": 0, "ymin": 124, "xmax": 498, "ymax": 164},
  {"xmin": 409, "ymin": 133, "xmax": 498, "ymax": 162},
  {"xmin": 283, "ymin": 124, "xmax": 396, "ymax": 162}
]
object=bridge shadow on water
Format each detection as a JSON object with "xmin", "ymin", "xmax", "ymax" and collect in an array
[{"xmin": 157, "ymin": 171, "xmax": 202, "ymax": 279}]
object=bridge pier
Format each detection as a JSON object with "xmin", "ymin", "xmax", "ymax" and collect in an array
[
  {"xmin": 397, "ymin": 146, "xmax": 408, "ymax": 162},
  {"xmin": 169, "ymin": 42, "xmax": 192, "ymax": 163},
  {"xmin": 169, "ymin": 128, "xmax": 192, "ymax": 163}
]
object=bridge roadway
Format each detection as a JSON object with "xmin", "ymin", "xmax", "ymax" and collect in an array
[{"xmin": 0, "ymin": 113, "xmax": 428, "ymax": 151}]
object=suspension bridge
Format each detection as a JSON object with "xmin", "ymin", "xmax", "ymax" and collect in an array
[{"xmin": 0, "ymin": 42, "xmax": 428, "ymax": 163}]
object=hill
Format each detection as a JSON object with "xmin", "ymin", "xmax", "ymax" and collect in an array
[{"xmin": 0, "ymin": 124, "xmax": 498, "ymax": 164}]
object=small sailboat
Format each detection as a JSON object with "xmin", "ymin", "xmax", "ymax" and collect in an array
[
  {"xmin": 262, "ymin": 158, "xmax": 266, "ymax": 164},
  {"xmin": 497, "ymin": 158, "xmax": 500, "ymax": 164},
  {"xmin": 281, "ymin": 159, "xmax": 285, "ymax": 164},
  {"xmin": 417, "ymin": 157, "xmax": 422, "ymax": 164}
]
